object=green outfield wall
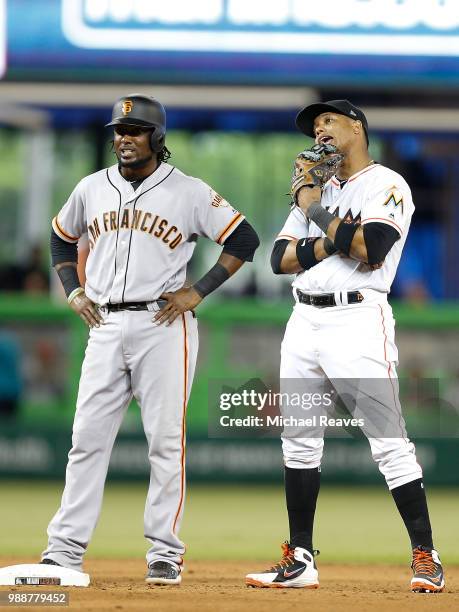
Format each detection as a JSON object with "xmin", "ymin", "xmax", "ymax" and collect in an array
[
  {"xmin": 0, "ymin": 427, "xmax": 457, "ymax": 486},
  {"xmin": 0, "ymin": 295, "xmax": 458, "ymax": 483}
]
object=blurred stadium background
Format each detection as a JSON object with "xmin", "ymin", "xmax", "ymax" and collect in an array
[{"xmin": 0, "ymin": 0, "xmax": 458, "ymax": 566}]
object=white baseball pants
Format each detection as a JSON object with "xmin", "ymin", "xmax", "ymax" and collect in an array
[{"xmin": 280, "ymin": 298, "xmax": 422, "ymax": 490}]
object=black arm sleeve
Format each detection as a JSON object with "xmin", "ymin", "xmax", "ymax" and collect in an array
[
  {"xmin": 193, "ymin": 263, "xmax": 230, "ymax": 298},
  {"xmin": 50, "ymin": 228, "xmax": 78, "ymax": 266},
  {"xmin": 56, "ymin": 265, "xmax": 81, "ymax": 298},
  {"xmin": 363, "ymin": 222, "xmax": 400, "ymax": 265},
  {"xmin": 270, "ymin": 240, "xmax": 289, "ymax": 274},
  {"xmin": 222, "ymin": 219, "xmax": 260, "ymax": 262},
  {"xmin": 50, "ymin": 228, "xmax": 81, "ymax": 297}
]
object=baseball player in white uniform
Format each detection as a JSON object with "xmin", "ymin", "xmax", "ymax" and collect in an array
[
  {"xmin": 43, "ymin": 94, "xmax": 259, "ymax": 585},
  {"xmin": 246, "ymin": 100, "xmax": 444, "ymax": 593}
]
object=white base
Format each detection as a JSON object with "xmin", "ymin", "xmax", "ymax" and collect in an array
[
  {"xmin": 145, "ymin": 574, "xmax": 182, "ymax": 585},
  {"xmin": 0, "ymin": 564, "xmax": 90, "ymax": 587}
]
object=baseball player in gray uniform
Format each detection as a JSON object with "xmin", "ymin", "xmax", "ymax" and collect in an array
[
  {"xmin": 245, "ymin": 100, "xmax": 444, "ymax": 593},
  {"xmin": 43, "ymin": 93, "xmax": 259, "ymax": 585}
]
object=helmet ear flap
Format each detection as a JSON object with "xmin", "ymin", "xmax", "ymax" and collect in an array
[{"xmin": 150, "ymin": 127, "xmax": 166, "ymax": 153}]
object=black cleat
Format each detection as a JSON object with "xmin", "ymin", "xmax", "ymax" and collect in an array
[
  {"xmin": 145, "ymin": 561, "xmax": 181, "ymax": 585},
  {"xmin": 40, "ymin": 559, "xmax": 61, "ymax": 567}
]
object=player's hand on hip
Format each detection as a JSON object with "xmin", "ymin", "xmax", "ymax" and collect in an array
[
  {"xmin": 296, "ymin": 185, "xmax": 322, "ymax": 216},
  {"xmin": 69, "ymin": 292, "xmax": 104, "ymax": 328},
  {"xmin": 154, "ymin": 287, "xmax": 202, "ymax": 326}
]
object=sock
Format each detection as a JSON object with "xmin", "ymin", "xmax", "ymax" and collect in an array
[
  {"xmin": 284, "ymin": 466, "xmax": 321, "ymax": 552},
  {"xmin": 391, "ymin": 478, "xmax": 434, "ymax": 549}
]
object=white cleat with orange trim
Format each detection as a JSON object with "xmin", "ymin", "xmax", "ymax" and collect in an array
[
  {"xmin": 246, "ymin": 542, "xmax": 319, "ymax": 589},
  {"xmin": 411, "ymin": 547, "xmax": 445, "ymax": 593}
]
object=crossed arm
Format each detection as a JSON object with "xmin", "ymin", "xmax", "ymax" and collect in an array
[{"xmin": 272, "ymin": 186, "xmax": 399, "ymax": 275}]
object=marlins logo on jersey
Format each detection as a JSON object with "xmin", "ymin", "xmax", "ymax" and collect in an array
[{"xmin": 383, "ymin": 186, "xmax": 404, "ymax": 215}]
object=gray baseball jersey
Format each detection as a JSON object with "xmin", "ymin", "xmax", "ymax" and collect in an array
[{"xmin": 52, "ymin": 161, "xmax": 244, "ymax": 304}]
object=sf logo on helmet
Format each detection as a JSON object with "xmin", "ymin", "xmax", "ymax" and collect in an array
[{"xmin": 122, "ymin": 100, "xmax": 133, "ymax": 116}]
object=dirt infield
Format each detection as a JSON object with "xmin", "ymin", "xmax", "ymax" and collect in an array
[{"xmin": 0, "ymin": 558, "xmax": 457, "ymax": 611}]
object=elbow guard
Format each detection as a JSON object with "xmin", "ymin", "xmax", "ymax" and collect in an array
[{"xmin": 270, "ymin": 240, "xmax": 289, "ymax": 274}]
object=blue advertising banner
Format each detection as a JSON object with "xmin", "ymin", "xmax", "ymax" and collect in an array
[
  {"xmin": 0, "ymin": 0, "xmax": 5, "ymax": 78},
  {"xmin": 5, "ymin": 0, "xmax": 459, "ymax": 85}
]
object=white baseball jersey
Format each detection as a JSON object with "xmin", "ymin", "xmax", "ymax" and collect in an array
[
  {"xmin": 276, "ymin": 164, "xmax": 414, "ymax": 294},
  {"xmin": 279, "ymin": 163, "xmax": 423, "ymax": 490},
  {"xmin": 52, "ymin": 162, "xmax": 244, "ymax": 305}
]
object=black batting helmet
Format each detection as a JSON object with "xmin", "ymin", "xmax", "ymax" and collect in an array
[{"xmin": 105, "ymin": 93, "xmax": 166, "ymax": 153}]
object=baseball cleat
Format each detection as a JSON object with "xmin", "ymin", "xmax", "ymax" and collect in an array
[
  {"xmin": 40, "ymin": 559, "xmax": 61, "ymax": 566},
  {"xmin": 245, "ymin": 541, "xmax": 319, "ymax": 588},
  {"xmin": 411, "ymin": 546, "xmax": 445, "ymax": 593},
  {"xmin": 145, "ymin": 561, "xmax": 181, "ymax": 585}
]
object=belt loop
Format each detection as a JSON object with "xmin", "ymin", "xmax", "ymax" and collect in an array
[
  {"xmin": 341, "ymin": 291, "xmax": 349, "ymax": 306},
  {"xmin": 334, "ymin": 291, "xmax": 342, "ymax": 307}
]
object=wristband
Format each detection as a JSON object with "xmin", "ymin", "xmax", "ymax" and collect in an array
[
  {"xmin": 67, "ymin": 287, "xmax": 85, "ymax": 304},
  {"xmin": 308, "ymin": 202, "xmax": 336, "ymax": 234},
  {"xmin": 333, "ymin": 221, "xmax": 359, "ymax": 256},
  {"xmin": 296, "ymin": 238, "xmax": 319, "ymax": 271},
  {"xmin": 323, "ymin": 237, "xmax": 338, "ymax": 256},
  {"xmin": 193, "ymin": 263, "xmax": 230, "ymax": 298},
  {"xmin": 56, "ymin": 263, "xmax": 81, "ymax": 298}
]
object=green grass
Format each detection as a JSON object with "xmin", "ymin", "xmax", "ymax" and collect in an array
[{"xmin": 0, "ymin": 482, "xmax": 457, "ymax": 565}]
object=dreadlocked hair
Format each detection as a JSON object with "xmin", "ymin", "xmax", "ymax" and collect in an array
[{"xmin": 158, "ymin": 146, "xmax": 171, "ymax": 163}]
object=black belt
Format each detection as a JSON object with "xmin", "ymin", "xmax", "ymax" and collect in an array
[
  {"xmin": 296, "ymin": 290, "xmax": 364, "ymax": 308},
  {"xmin": 106, "ymin": 300, "xmax": 168, "ymax": 312}
]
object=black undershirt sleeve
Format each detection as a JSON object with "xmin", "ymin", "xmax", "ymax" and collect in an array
[
  {"xmin": 50, "ymin": 229, "xmax": 81, "ymax": 297},
  {"xmin": 222, "ymin": 219, "xmax": 260, "ymax": 262},
  {"xmin": 50, "ymin": 228, "xmax": 78, "ymax": 266},
  {"xmin": 363, "ymin": 222, "xmax": 400, "ymax": 265}
]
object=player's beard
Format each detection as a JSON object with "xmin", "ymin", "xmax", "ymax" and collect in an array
[{"xmin": 117, "ymin": 152, "xmax": 154, "ymax": 169}]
